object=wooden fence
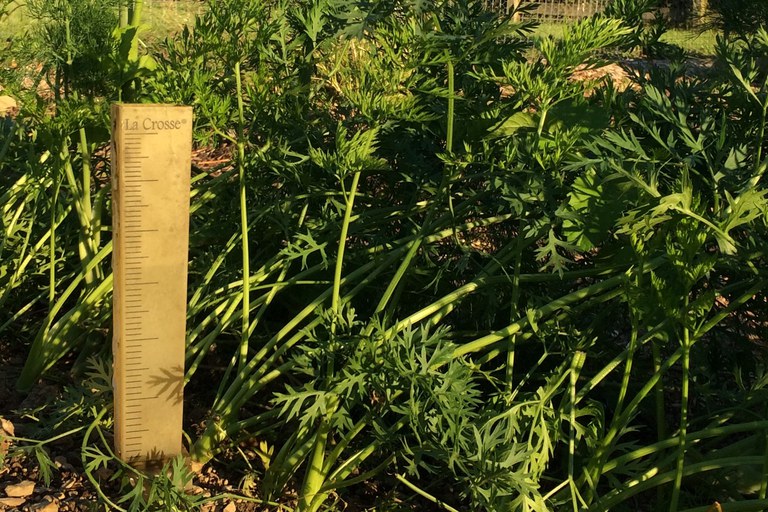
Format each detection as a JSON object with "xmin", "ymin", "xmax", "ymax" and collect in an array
[{"xmin": 485, "ymin": 0, "xmax": 611, "ymax": 22}]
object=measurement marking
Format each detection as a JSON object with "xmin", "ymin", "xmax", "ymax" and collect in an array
[
  {"xmin": 126, "ymin": 256, "xmax": 149, "ymax": 260},
  {"xmin": 127, "ymin": 337, "xmax": 159, "ymax": 342},
  {"xmin": 127, "ymin": 229, "xmax": 159, "ymax": 233}
]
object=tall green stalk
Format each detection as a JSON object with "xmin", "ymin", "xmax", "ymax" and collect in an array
[
  {"xmin": 120, "ymin": 0, "xmax": 144, "ymax": 101},
  {"xmin": 235, "ymin": 60, "xmax": 250, "ymax": 374},
  {"xmin": 369, "ymin": 55, "xmax": 457, "ymax": 321},
  {"xmin": 652, "ymin": 340, "xmax": 668, "ymax": 441},
  {"xmin": 670, "ymin": 318, "xmax": 691, "ymax": 512},
  {"xmin": 331, "ymin": 170, "xmax": 362, "ymax": 325},
  {"xmin": 299, "ymin": 398, "xmax": 337, "ymax": 512},
  {"xmin": 569, "ymin": 351, "xmax": 586, "ymax": 512}
]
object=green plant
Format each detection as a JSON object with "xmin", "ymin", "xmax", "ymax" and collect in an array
[
  {"xmin": 3, "ymin": 0, "xmax": 768, "ymax": 510},
  {"xmin": 709, "ymin": 0, "xmax": 768, "ymax": 39}
]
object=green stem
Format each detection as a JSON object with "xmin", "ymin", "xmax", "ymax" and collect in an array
[
  {"xmin": 78, "ymin": 126, "xmax": 102, "ymax": 284},
  {"xmin": 569, "ymin": 351, "xmax": 586, "ymax": 511},
  {"xmin": 670, "ymin": 322, "xmax": 691, "ymax": 512},
  {"xmin": 81, "ymin": 409, "xmax": 128, "ymax": 512},
  {"xmin": 584, "ymin": 343, "xmax": 683, "ymax": 497},
  {"xmin": 446, "ymin": 56, "xmax": 455, "ymax": 153},
  {"xmin": 60, "ymin": 138, "xmax": 98, "ymax": 288},
  {"xmin": 652, "ymin": 339, "xmax": 667, "ymax": 441},
  {"xmin": 395, "ymin": 474, "xmax": 461, "ymax": 512},
  {"xmin": 299, "ymin": 397, "xmax": 338, "ymax": 512},
  {"xmin": 331, "ymin": 170, "xmax": 361, "ymax": 324},
  {"xmin": 452, "ymin": 272, "xmax": 630, "ymax": 359},
  {"xmin": 595, "ymin": 457, "xmax": 765, "ymax": 512},
  {"xmin": 48, "ymin": 177, "xmax": 63, "ymax": 308},
  {"xmin": 615, "ymin": 308, "xmax": 639, "ymax": 417},
  {"xmin": 602, "ymin": 420, "xmax": 768, "ymax": 475},
  {"xmin": 506, "ymin": 226, "xmax": 526, "ymax": 393},
  {"xmin": 368, "ymin": 54, "xmax": 458, "ymax": 322},
  {"xmin": 235, "ymin": 59, "xmax": 250, "ymax": 374}
]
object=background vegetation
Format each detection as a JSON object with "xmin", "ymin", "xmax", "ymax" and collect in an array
[{"xmin": 1, "ymin": 0, "xmax": 767, "ymax": 510}]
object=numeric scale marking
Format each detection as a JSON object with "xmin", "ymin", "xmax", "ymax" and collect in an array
[{"xmin": 111, "ymin": 104, "xmax": 192, "ymax": 466}]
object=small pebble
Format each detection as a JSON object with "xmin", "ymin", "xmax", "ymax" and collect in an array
[
  {"xmin": 4, "ymin": 479, "xmax": 35, "ymax": 497},
  {"xmin": 30, "ymin": 498, "xmax": 59, "ymax": 512},
  {"xmin": 223, "ymin": 501, "xmax": 237, "ymax": 512},
  {"xmin": 53, "ymin": 456, "xmax": 73, "ymax": 471},
  {"xmin": 0, "ymin": 497, "xmax": 26, "ymax": 508},
  {"xmin": 0, "ymin": 96, "xmax": 16, "ymax": 116}
]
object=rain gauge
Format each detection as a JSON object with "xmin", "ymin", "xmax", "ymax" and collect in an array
[{"xmin": 111, "ymin": 104, "xmax": 192, "ymax": 467}]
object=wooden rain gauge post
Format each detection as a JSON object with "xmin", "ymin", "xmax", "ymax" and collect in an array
[{"xmin": 111, "ymin": 104, "xmax": 193, "ymax": 468}]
